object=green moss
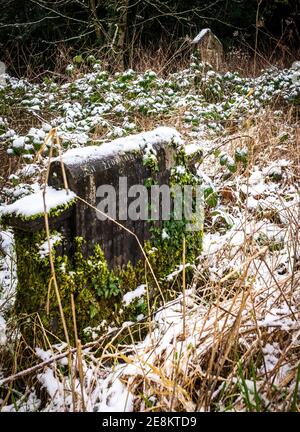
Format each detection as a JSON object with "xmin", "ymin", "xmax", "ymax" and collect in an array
[
  {"xmin": 14, "ymin": 229, "xmax": 62, "ymax": 341},
  {"xmin": 14, "ymin": 217, "xmax": 202, "ymax": 344},
  {"xmin": 14, "ymin": 232, "xmax": 122, "ymax": 342}
]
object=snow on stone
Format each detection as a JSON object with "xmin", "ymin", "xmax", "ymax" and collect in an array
[
  {"xmin": 1, "ymin": 59, "xmax": 300, "ymax": 413},
  {"xmin": 122, "ymin": 284, "xmax": 146, "ymax": 306},
  {"xmin": 0, "ymin": 187, "xmax": 76, "ymax": 218},
  {"xmin": 192, "ymin": 28, "xmax": 210, "ymax": 44},
  {"xmin": 12, "ymin": 136, "xmax": 26, "ymax": 149},
  {"xmin": 57, "ymin": 127, "xmax": 183, "ymax": 166}
]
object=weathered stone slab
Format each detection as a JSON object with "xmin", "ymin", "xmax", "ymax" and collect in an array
[
  {"xmin": 49, "ymin": 127, "xmax": 180, "ymax": 267},
  {"xmin": 192, "ymin": 28, "xmax": 223, "ymax": 70}
]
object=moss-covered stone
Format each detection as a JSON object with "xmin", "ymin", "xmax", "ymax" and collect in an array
[
  {"xmin": 12, "ymin": 145, "xmax": 203, "ymax": 344},
  {"xmin": 14, "ymin": 221, "xmax": 202, "ymax": 344}
]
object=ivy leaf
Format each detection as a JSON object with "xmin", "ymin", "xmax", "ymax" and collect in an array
[
  {"xmin": 204, "ymin": 185, "xmax": 218, "ymax": 208},
  {"xmin": 89, "ymin": 304, "xmax": 98, "ymax": 319},
  {"xmin": 235, "ymin": 147, "xmax": 248, "ymax": 165}
]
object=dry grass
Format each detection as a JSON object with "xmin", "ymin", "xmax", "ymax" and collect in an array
[{"xmin": 4, "ymin": 34, "xmax": 299, "ymax": 82}]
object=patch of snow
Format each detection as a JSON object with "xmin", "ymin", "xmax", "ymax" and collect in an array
[
  {"xmin": 166, "ymin": 263, "xmax": 193, "ymax": 281},
  {"xmin": 161, "ymin": 228, "xmax": 170, "ymax": 240},
  {"xmin": 12, "ymin": 136, "xmax": 26, "ymax": 149},
  {"xmin": 35, "ymin": 347, "xmax": 53, "ymax": 362},
  {"xmin": 93, "ymin": 375, "xmax": 134, "ymax": 412},
  {"xmin": 38, "ymin": 234, "xmax": 62, "ymax": 259},
  {"xmin": 175, "ymin": 165, "xmax": 186, "ymax": 174},
  {"xmin": 246, "ymin": 196, "xmax": 259, "ymax": 210},
  {"xmin": 122, "ymin": 284, "xmax": 146, "ymax": 306},
  {"xmin": 38, "ymin": 368, "xmax": 64, "ymax": 400},
  {"xmin": 0, "ymin": 391, "xmax": 41, "ymax": 412},
  {"xmin": 0, "ymin": 230, "xmax": 17, "ymax": 319}
]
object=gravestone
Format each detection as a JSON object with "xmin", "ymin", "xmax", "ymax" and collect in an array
[
  {"xmin": 192, "ymin": 28, "xmax": 224, "ymax": 70},
  {"xmin": 1, "ymin": 127, "xmax": 184, "ymax": 340},
  {"xmin": 4, "ymin": 127, "xmax": 181, "ymax": 268}
]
